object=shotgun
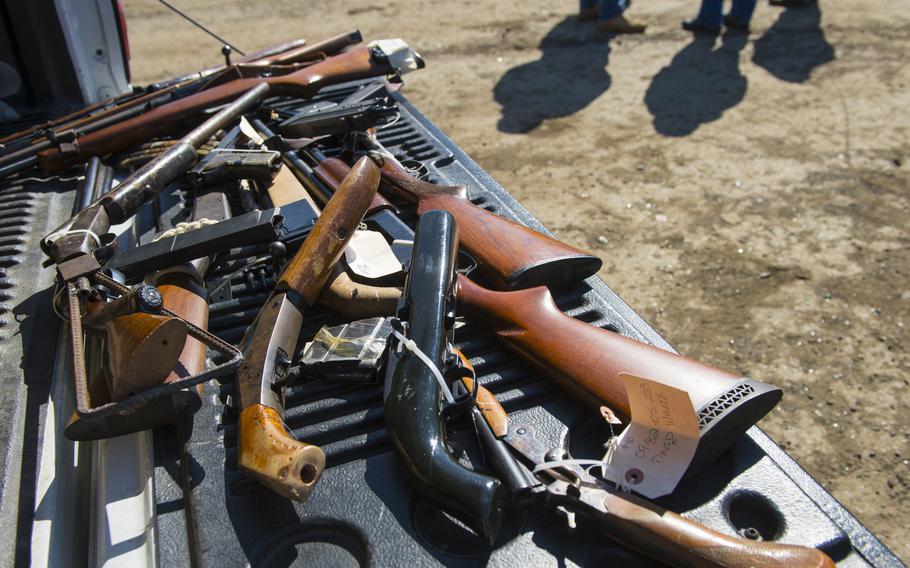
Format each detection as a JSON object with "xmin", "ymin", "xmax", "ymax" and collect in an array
[
  {"xmin": 383, "ymin": 210, "xmax": 505, "ymax": 542},
  {"xmin": 454, "ymin": 273, "xmax": 782, "ymax": 474},
  {"xmin": 287, "ymin": 161, "xmax": 783, "ymax": 472},
  {"xmin": 37, "ymin": 41, "xmax": 424, "ymax": 174},
  {"xmin": 235, "ymin": 156, "xmax": 379, "ymax": 501},
  {"xmin": 311, "ymin": 147, "xmax": 601, "ymax": 291}
]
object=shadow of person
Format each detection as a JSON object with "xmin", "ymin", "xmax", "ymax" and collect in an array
[
  {"xmin": 494, "ymin": 17, "xmax": 611, "ymax": 134},
  {"xmin": 752, "ymin": 3, "xmax": 835, "ymax": 83},
  {"xmin": 645, "ymin": 33, "xmax": 749, "ymax": 137}
]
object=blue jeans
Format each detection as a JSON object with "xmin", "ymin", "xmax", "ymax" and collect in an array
[
  {"xmin": 693, "ymin": 0, "xmax": 757, "ymax": 28},
  {"xmin": 580, "ymin": 0, "xmax": 629, "ymax": 21}
]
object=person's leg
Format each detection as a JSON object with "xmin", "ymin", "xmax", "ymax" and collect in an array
[
  {"xmin": 693, "ymin": 0, "xmax": 724, "ymax": 29},
  {"xmin": 598, "ymin": 0, "xmax": 627, "ymax": 21},
  {"xmin": 728, "ymin": 0, "xmax": 758, "ymax": 26}
]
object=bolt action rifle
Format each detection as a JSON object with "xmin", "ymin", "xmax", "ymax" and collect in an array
[
  {"xmin": 0, "ymin": 31, "xmax": 365, "ymax": 177},
  {"xmin": 36, "ymin": 41, "xmax": 423, "ymax": 174}
]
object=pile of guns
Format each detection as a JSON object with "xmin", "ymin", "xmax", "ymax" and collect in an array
[{"xmin": 3, "ymin": 30, "xmax": 836, "ymax": 567}]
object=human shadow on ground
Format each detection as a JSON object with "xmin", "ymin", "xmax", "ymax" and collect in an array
[
  {"xmin": 495, "ymin": 17, "xmax": 612, "ymax": 133},
  {"xmin": 645, "ymin": 33, "xmax": 748, "ymax": 137},
  {"xmin": 753, "ymin": 3, "xmax": 835, "ymax": 83}
]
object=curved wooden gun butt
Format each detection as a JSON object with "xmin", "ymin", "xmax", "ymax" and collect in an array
[{"xmin": 239, "ymin": 404, "xmax": 326, "ymax": 501}]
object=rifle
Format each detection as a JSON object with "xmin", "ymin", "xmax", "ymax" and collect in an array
[
  {"xmin": 311, "ymin": 142, "xmax": 602, "ymax": 291},
  {"xmin": 248, "ymin": 119, "xmax": 406, "ymax": 320},
  {"xmin": 463, "ymin": 371, "xmax": 836, "ymax": 567},
  {"xmin": 37, "ymin": 42, "xmax": 424, "ymax": 174},
  {"xmin": 235, "ymin": 156, "xmax": 379, "ymax": 501},
  {"xmin": 0, "ymin": 31, "xmax": 362, "ymax": 176},
  {"xmin": 296, "ymin": 157, "xmax": 782, "ymax": 473}
]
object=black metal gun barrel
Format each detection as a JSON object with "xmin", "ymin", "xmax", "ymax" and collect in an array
[
  {"xmin": 383, "ymin": 210, "xmax": 505, "ymax": 543},
  {"xmin": 102, "ymin": 82, "xmax": 270, "ymax": 223}
]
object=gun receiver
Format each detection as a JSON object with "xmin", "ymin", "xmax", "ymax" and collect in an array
[
  {"xmin": 454, "ymin": 274, "xmax": 782, "ymax": 474},
  {"xmin": 235, "ymin": 156, "xmax": 379, "ymax": 501},
  {"xmin": 383, "ymin": 210, "xmax": 505, "ymax": 543},
  {"xmin": 311, "ymin": 151, "xmax": 601, "ymax": 290},
  {"xmin": 37, "ymin": 42, "xmax": 424, "ymax": 174},
  {"xmin": 467, "ymin": 386, "xmax": 835, "ymax": 568}
]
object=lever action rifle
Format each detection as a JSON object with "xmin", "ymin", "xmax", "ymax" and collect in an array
[
  {"xmin": 235, "ymin": 156, "xmax": 379, "ymax": 501},
  {"xmin": 462, "ymin": 373, "xmax": 836, "ymax": 567},
  {"xmin": 37, "ymin": 42, "xmax": 424, "ymax": 174},
  {"xmin": 310, "ymin": 144, "xmax": 601, "ymax": 291}
]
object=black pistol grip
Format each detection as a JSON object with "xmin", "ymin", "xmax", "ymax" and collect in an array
[{"xmin": 384, "ymin": 209, "xmax": 505, "ymax": 543}]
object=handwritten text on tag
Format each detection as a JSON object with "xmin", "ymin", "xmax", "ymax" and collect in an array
[{"xmin": 608, "ymin": 373, "xmax": 700, "ymax": 499}]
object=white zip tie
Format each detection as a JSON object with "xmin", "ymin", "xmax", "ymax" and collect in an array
[{"xmin": 389, "ymin": 327, "xmax": 455, "ymax": 404}]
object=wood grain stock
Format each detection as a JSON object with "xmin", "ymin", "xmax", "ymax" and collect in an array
[
  {"xmin": 315, "ymin": 156, "xmax": 602, "ymax": 290},
  {"xmin": 238, "ymin": 404, "xmax": 326, "ymax": 501},
  {"xmin": 278, "ymin": 156, "xmax": 380, "ymax": 302},
  {"xmin": 158, "ymin": 276, "xmax": 208, "ymax": 385},
  {"xmin": 454, "ymin": 274, "xmax": 741, "ymax": 418},
  {"xmin": 104, "ymin": 312, "xmax": 187, "ymax": 401},
  {"xmin": 38, "ymin": 48, "xmax": 391, "ymax": 173},
  {"xmin": 593, "ymin": 490, "xmax": 835, "ymax": 568}
]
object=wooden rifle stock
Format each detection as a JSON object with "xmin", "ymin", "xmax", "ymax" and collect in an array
[
  {"xmin": 102, "ymin": 311, "xmax": 188, "ymax": 401},
  {"xmin": 37, "ymin": 47, "xmax": 396, "ymax": 173},
  {"xmin": 454, "ymin": 274, "xmax": 782, "ymax": 472},
  {"xmin": 314, "ymin": 156, "xmax": 601, "ymax": 290},
  {"xmin": 585, "ymin": 490, "xmax": 836, "ymax": 568}
]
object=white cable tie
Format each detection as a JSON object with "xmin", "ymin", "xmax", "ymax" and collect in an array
[
  {"xmin": 390, "ymin": 327, "xmax": 455, "ymax": 404},
  {"xmin": 45, "ymin": 228, "xmax": 102, "ymax": 247}
]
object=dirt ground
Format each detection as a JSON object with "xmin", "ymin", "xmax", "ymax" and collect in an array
[{"xmin": 122, "ymin": 0, "xmax": 908, "ymax": 560}]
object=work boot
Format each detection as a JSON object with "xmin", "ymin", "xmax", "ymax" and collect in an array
[
  {"xmin": 723, "ymin": 15, "xmax": 750, "ymax": 32},
  {"xmin": 597, "ymin": 14, "xmax": 647, "ymax": 34},
  {"xmin": 682, "ymin": 18, "xmax": 721, "ymax": 35},
  {"xmin": 579, "ymin": 6, "xmax": 598, "ymax": 21}
]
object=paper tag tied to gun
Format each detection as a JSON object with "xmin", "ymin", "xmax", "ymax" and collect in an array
[
  {"xmin": 344, "ymin": 230, "xmax": 402, "ymax": 280},
  {"xmin": 608, "ymin": 373, "xmax": 700, "ymax": 499}
]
